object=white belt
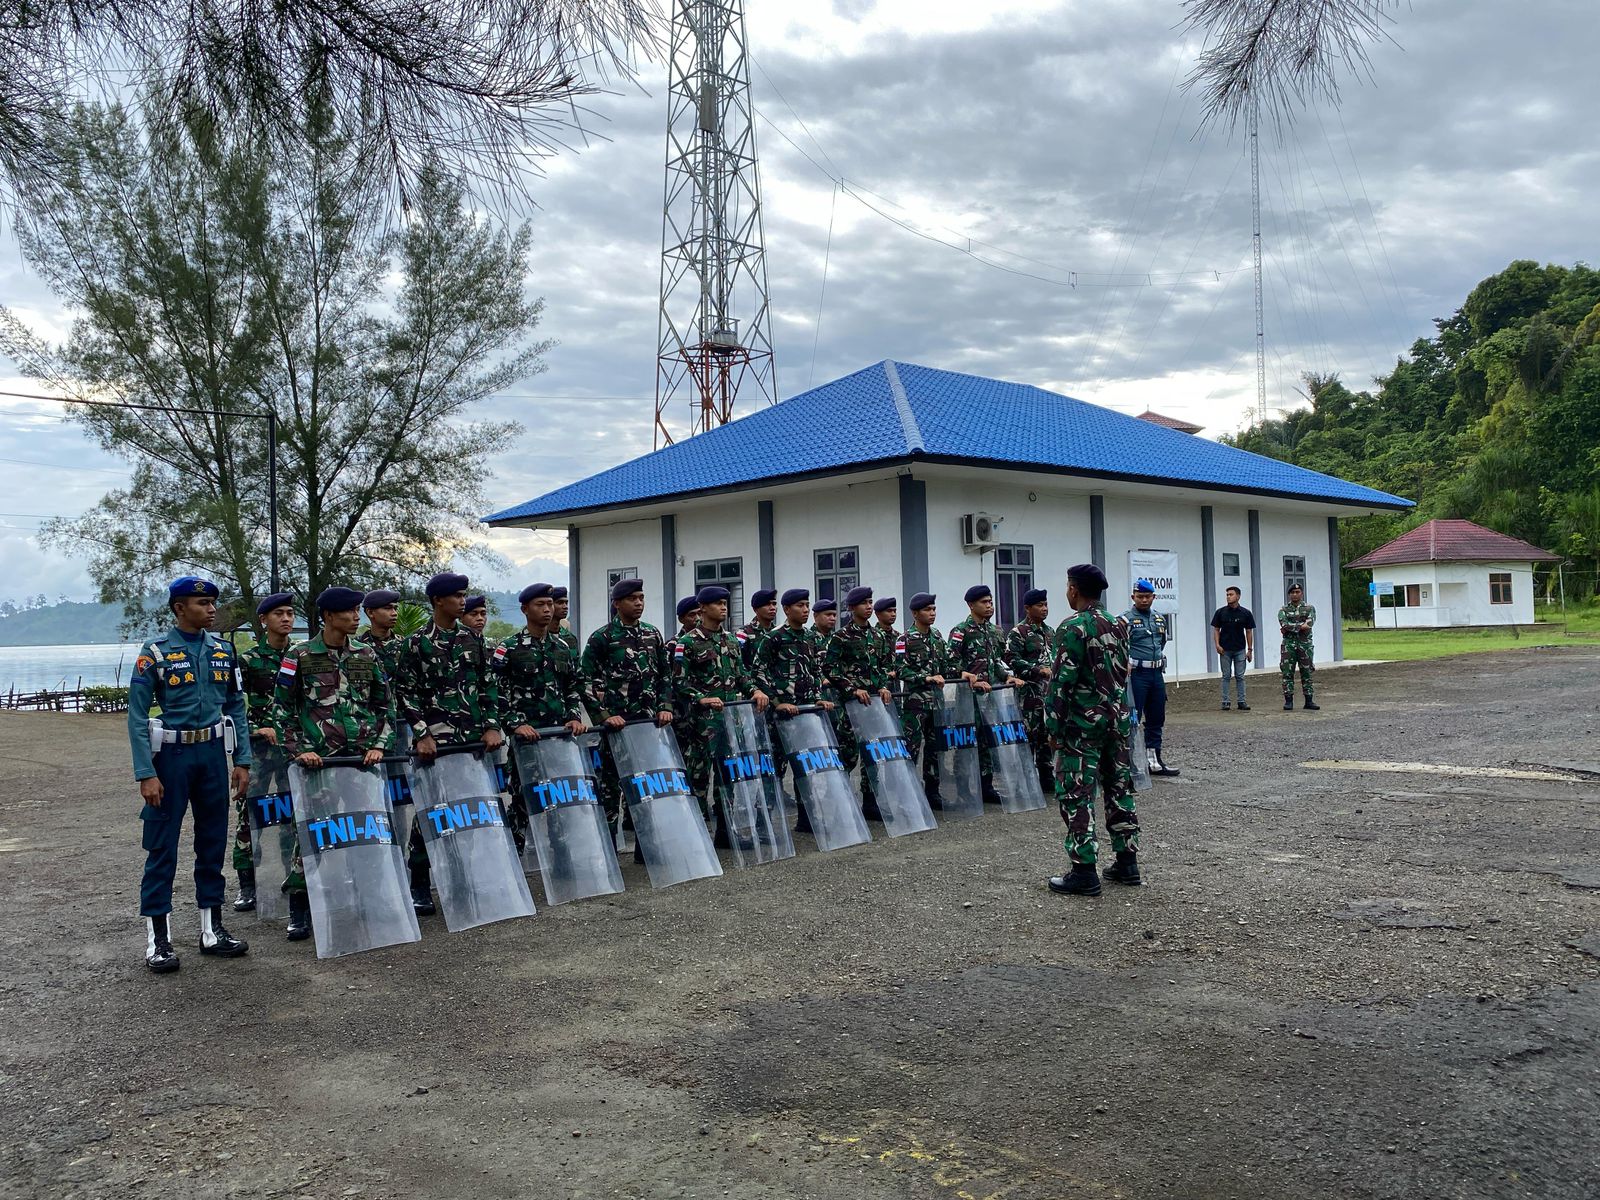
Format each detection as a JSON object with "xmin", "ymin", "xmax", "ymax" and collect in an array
[
  {"xmin": 161, "ymin": 721, "xmax": 225, "ymax": 744},
  {"xmin": 1131, "ymin": 658, "xmax": 1165, "ymax": 670}
]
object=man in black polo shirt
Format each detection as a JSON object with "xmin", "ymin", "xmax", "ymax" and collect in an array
[{"xmin": 1210, "ymin": 587, "xmax": 1256, "ymax": 711}]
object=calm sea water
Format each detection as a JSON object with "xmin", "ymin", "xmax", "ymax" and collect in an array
[{"xmin": 0, "ymin": 643, "xmax": 142, "ymax": 693}]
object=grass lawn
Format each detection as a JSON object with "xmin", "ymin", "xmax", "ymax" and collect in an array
[{"xmin": 1343, "ymin": 619, "xmax": 1600, "ymax": 661}]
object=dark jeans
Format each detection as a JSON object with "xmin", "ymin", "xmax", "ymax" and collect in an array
[
  {"xmin": 1128, "ymin": 667, "xmax": 1167, "ymax": 752},
  {"xmin": 1219, "ymin": 649, "xmax": 1248, "ymax": 704},
  {"xmin": 139, "ymin": 740, "xmax": 230, "ymax": 917}
]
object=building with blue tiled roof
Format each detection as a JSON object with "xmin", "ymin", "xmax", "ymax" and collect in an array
[{"xmin": 486, "ymin": 361, "xmax": 1412, "ymax": 673}]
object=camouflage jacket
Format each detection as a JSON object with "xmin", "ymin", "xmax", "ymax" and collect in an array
[
  {"xmin": 737, "ymin": 617, "xmax": 776, "ymax": 674},
  {"xmin": 1045, "ymin": 606, "xmax": 1131, "ymax": 737},
  {"xmin": 239, "ymin": 641, "xmax": 286, "ymax": 728},
  {"xmin": 1277, "ymin": 603, "xmax": 1316, "ymax": 642},
  {"xmin": 556, "ymin": 625, "xmax": 580, "ymax": 656},
  {"xmin": 826, "ymin": 620, "xmax": 887, "ymax": 693},
  {"xmin": 759, "ymin": 624, "xmax": 827, "ymax": 706},
  {"xmin": 949, "ymin": 616, "xmax": 1009, "ymax": 684},
  {"xmin": 495, "ymin": 628, "xmax": 584, "ymax": 729},
  {"xmin": 271, "ymin": 634, "xmax": 396, "ymax": 757},
  {"xmin": 675, "ymin": 626, "xmax": 756, "ymax": 710},
  {"xmin": 811, "ymin": 626, "xmax": 836, "ymax": 686},
  {"xmin": 874, "ymin": 622, "xmax": 900, "ymax": 681},
  {"xmin": 1005, "ymin": 620, "xmax": 1053, "ymax": 690},
  {"xmin": 581, "ymin": 617, "xmax": 670, "ymax": 720},
  {"xmin": 895, "ymin": 626, "xmax": 950, "ymax": 709},
  {"xmin": 396, "ymin": 622, "xmax": 502, "ymax": 744},
  {"xmin": 354, "ymin": 627, "xmax": 405, "ymax": 685}
]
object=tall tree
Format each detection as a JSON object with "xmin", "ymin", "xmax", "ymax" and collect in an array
[{"xmin": 0, "ymin": 98, "xmax": 546, "ymax": 631}]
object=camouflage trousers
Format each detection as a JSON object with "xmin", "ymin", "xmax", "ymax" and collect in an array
[
  {"xmin": 1280, "ymin": 638, "xmax": 1315, "ymax": 699},
  {"xmin": 899, "ymin": 696, "xmax": 941, "ymax": 784},
  {"xmin": 1020, "ymin": 689, "xmax": 1052, "ymax": 783},
  {"xmin": 1053, "ymin": 723, "xmax": 1139, "ymax": 866},
  {"xmin": 678, "ymin": 713, "xmax": 718, "ymax": 821}
]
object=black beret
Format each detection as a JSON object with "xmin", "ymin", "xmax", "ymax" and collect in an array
[
  {"xmin": 519, "ymin": 583, "xmax": 553, "ymax": 604},
  {"xmin": 750, "ymin": 589, "xmax": 777, "ymax": 608},
  {"xmin": 550, "ymin": 586, "xmax": 568, "ymax": 600},
  {"xmin": 316, "ymin": 586, "xmax": 365, "ymax": 613},
  {"xmin": 964, "ymin": 584, "xmax": 992, "ymax": 603},
  {"xmin": 696, "ymin": 585, "xmax": 731, "ymax": 604},
  {"xmin": 255, "ymin": 591, "xmax": 294, "ymax": 617},
  {"xmin": 844, "ymin": 585, "xmax": 873, "ymax": 607},
  {"xmin": 610, "ymin": 577, "xmax": 644, "ymax": 602},
  {"xmin": 463, "ymin": 595, "xmax": 487, "ymax": 614},
  {"xmin": 168, "ymin": 576, "xmax": 218, "ymax": 601},
  {"xmin": 1068, "ymin": 563, "xmax": 1109, "ymax": 595},
  {"xmin": 909, "ymin": 592, "xmax": 936, "ymax": 611},
  {"xmin": 1022, "ymin": 588, "xmax": 1048, "ymax": 606},
  {"xmin": 677, "ymin": 595, "xmax": 702, "ymax": 619},
  {"xmin": 874, "ymin": 596, "xmax": 897, "ymax": 614},
  {"xmin": 780, "ymin": 588, "xmax": 810, "ymax": 608},
  {"xmin": 425, "ymin": 572, "xmax": 469, "ymax": 599},
  {"xmin": 1288, "ymin": 582, "xmax": 1304, "ymax": 592},
  {"xmin": 814, "ymin": 598, "xmax": 837, "ymax": 614},
  {"xmin": 363, "ymin": 589, "xmax": 400, "ymax": 610}
]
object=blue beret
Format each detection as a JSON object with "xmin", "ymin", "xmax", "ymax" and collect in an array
[
  {"xmin": 1068, "ymin": 563, "xmax": 1109, "ymax": 594},
  {"xmin": 519, "ymin": 583, "xmax": 554, "ymax": 604},
  {"xmin": 1133, "ymin": 578, "xmax": 1156, "ymax": 594},
  {"xmin": 550, "ymin": 586, "xmax": 568, "ymax": 601},
  {"xmin": 425, "ymin": 572, "xmax": 469, "ymax": 600},
  {"xmin": 696, "ymin": 585, "xmax": 731, "ymax": 604},
  {"xmin": 814, "ymin": 598, "xmax": 837, "ymax": 614},
  {"xmin": 844, "ymin": 585, "xmax": 873, "ymax": 607},
  {"xmin": 780, "ymin": 588, "xmax": 809, "ymax": 607},
  {"xmin": 169, "ymin": 576, "xmax": 218, "ymax": 601},
  {"xmin": 316, "ymin": 586, "xmax": 365, "ymax": 613},
  {"xmin": 676, "ymin": 595, "xmax": 702, "ymax": 618},
  {"xmin": 463, "ymin": 595, "xmax": 487, "ymax": 614},
  {"xmin": 255, "ymin": 591, "xmax": 294, "ymax": 617},
  {"xmin": 964, "ymin": 584, "xmax": 992, "ymax": 603},
  {"xmin": 610, "ymin": 577, "xmax": 644, "ymax": 602},
  {"xmin": 874, "ymin": 596, "xmax": 897, "ymax": 613},
  {"xmin": 909, "ymin": 592, "xmax": 936, "ymax": 611},
  {"xmin": 750, "ymin": 589, "xmax": 777, "ymax": 608},
  {"xmin": 1023, "ymin": 588, "xmax": 1048, "ymax": 606},
  {"xmin": 363, "ymin": 589, "xmax": 400, "ymax": 610}
]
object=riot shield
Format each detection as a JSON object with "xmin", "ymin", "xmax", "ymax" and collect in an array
[
  {"xmin": 773, "ymin": 708, "xmax": 871, "ymax": 852},
  {"xmin": 244, "ymin": 740, "xmax": 297, "ymax": 919},
  {"xmin": 607, "ymin": 721, "xmax": 722, "ymax": 890},
  {"xmin": 975, "ymin": 685, "xmax": 1048, "ymax": 813},
  {"xmin": 383, "ymin": 725, "xmax": 416, "ymax": 891},
  {"xmin": 410, "ymin": 748, "xmax": 537, "ymax": 931},
  {"xmin": 844, "ymin": 697, "xmax": 937, "ymax": 838},
  {"xmin": 713, "ymin": 702, "xmax": 796, "ymax": 868},
  {"xmin": 936, "ymin": 683, "xmax": 983, "ymax": 818},
  {"xmin": 513, "ymin": 731, "xmax": 625, "ymax": 906},
  {"xmin": 1130, "ymin": 721, "xmax": 1152, "ymax": 792},
  {"xmin": 288, "ymin": 761, "xmax": 420, "ymax": 959}
]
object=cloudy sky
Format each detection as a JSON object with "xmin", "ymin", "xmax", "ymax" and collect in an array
[{"xmin": 2, "ymin": 0, "xmax": 1595, "ymax": 602}]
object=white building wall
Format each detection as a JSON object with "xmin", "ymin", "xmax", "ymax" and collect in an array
[
  {"xmin": 772, "ymin": 477, "xmax": 902, "ymax": 602},
  {"xmin": 1210, "ymin": 504, "xmax": 1253, "ymax": 657},
  {"xmin": 1370, "ymin": 563, "xmax": 1442, "ymax": 628},
  {"xmin": 674, "ymin": 502, "xmax": 762, "ymax": 619},
  {"xmin": 1437, "ymin": 561, "xmax": 1535, "ymax": 626},
  {"xmin": 1255, "ymin": 511, "xmax": 1339, "ymax": 665},
  {"xmin": 1100, "ymin": 496, "xmax": 1210, "ymax": 673},
  {"xmin": 575, "ymin": 516, "xmax": 663, "ymax": 637}
]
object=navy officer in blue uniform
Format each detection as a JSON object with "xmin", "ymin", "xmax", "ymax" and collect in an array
[
  {"xmin": 128, "ymin": 576, "xmax": 252, "ymax": 973},
  {"xmin": 1121, "ymin": 578, "xmax": 1179, "ymax": 777}
]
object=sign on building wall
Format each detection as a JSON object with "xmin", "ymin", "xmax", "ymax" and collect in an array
[{"xmin": 1127, "ymin": 549, "xmax": 1180, "ymax": 614}]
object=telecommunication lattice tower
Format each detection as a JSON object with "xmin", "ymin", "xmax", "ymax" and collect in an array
[{"xmin": 655, "ymin": 0, "xmax": 776, "ymax": 447}]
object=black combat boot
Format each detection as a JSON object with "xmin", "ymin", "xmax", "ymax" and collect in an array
[
  {"xmin": 198, "ymin": 906, "xmax": 249, "ymax": 957},
  {"xmin": 1103, "ymin": 851, "xmax": 1142, "ymax": 886},
  {"xmin": 711, "ymin": 814, "xmax": 732, "ymax": 850},
  {"xmin": 286, "ymin": 891, "xmax": 312, "ymax": 941},
  {"xmin": 1047, "ymin": 863, "xmax": 1102, "ymax": 897},
  {"xmin": 232, "ymin": 868, "xmax": 257, "ymax": 912},
  {"xmin": 924, "ymin": 778, "xmax": 943, "ymax": 810},
  {"xmin": 145, "ymin": 914, "xmax": 180, "ymax": 974},
  {"xmin": 981, "ymin": 775, "xmax": 1003, "ymax": 805},
  {"xmin": 1148, "ymin": 748, "xmax": 1180, "ymax": 777},
  {"xmin": 1283, "ymin": 694, "xmax": 1294, "ymax": 711},
  {"xmin": 409, "ymin": 864, "xmax": 436, "ymax": 915},
  {"xmin": 794, "ymin": 805, "xmax": 813, "ymax": 835},
  {"xmin": 1302, "ymin": 695, "xmax": 1320, "ymax": 711},
  {"xmin": 1037, "ymin": 758, "xmax": 1056, "ymax": 795}
]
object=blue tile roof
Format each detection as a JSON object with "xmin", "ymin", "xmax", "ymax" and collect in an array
[{"xmin": 485, "ymin": 361, "xmax": 1412, "ymax": 523}]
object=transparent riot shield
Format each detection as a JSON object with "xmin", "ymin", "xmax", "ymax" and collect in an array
[
  {"xmin": 936, "ymin": 683, "xmax": 983, "ymax": 818},
  {"xmin": 513, "ymin": 730, "xmax": 625, "ymax": 906},
  {"xmin": 713, "ymin": 701, "xmax": 796, "ymax": 868},
  {"xmin": 975, "ymin": 685, "xmax": 1048, "ymax": 813},
  {"xmin": 288, "ymin": 760, "xmax": 420, "ymax": 959},
  {"xmin": 773, "ymin": 708, "xmax": 871, "ymax": 851},
  {"xmin": 244, "ymin": 740, "xmax": 297, "ymax": 919},
  {"xmin": 1130, "ymin": 721, "xmax": 1152, "ymax": 792},
  {"xmin": 844, "ymin": 697, "xmax": 937, "ymax": 837},
  {"xmin": 383, "ymin": 725, "xmax": 416, "ymax": 891},
  {"xmin": 410, "ymin": 748, "xmax": 537, "ymax": 931},
  {"xmin": 607, "ymin": 721, "xmax": 722, "ymax": 890}
]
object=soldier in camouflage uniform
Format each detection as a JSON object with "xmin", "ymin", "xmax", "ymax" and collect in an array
[
  {"xmin": 665, "ymin": 595, "xmax": 702, "ymax": 741},
  {"xmin": 1005, "ymin": 587, "xmax": 1055, "ymax": 792},
  {"xmin": 950, "ymin": 584, "xmax": 1023, "ymax": 803},
  {"xmin": 825, "ymin": 585, "xmax": 893, "ymax": 816},
  {"xmin": 1045, "ymin": 564, "xmax": 1140, "ymax": 897},
  {"xmin": 737, "ymin": 589, "xmax": 778, "ymax": 672},
  {"xmin": 1277, "ymin": 584, "xmax": 1319, "ymax": 711},
  {"xmin": 897, "ymin": 593, "xmax": 950, "ymax": 804},
  {"xmin": 873, "ymin": 597, "xmax": 900, "ymax": 693},
  {"xmin": 674, "ymin": 585, "xmax": 769, "ymax": 840},
  {"xmin": 356, "ymin": 589, "xmax": 405, "ymax": 681},
  {"xmin": 551, "ymin": 586, "xmax": 580, "ymax": 657},
  {"xmin": 760, "ymin": 589, "xmax": 834, "ymax": 833},
  {"xmin": 271, "ymin": 586, "xmax": 397, "ymax": 938},
  {"xmin": 394, "ymin": 572, "xmax": 505, "ymax": 913},
  {"xmin": 231, "ymin": 591, "xmax": 296, "ymax": 913},
  {"xmin": 463, "ymin": 595, "xmax": 489, "ymax": 638}
]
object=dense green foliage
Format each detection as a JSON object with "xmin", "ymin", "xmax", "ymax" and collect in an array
[{"xmin": 1223, "ymin": 261, "xmax": 1600, "ymax": 616}]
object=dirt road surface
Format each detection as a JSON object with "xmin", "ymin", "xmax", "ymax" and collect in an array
[{"xmin": 2, "ymin": 648, "xmax": 1597, "ymax": 1199}]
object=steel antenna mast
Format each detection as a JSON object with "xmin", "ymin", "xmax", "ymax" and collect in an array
[
  {"xmin": 654, "ymin": 0, "xmax": 777, "ymax": 448},
  {"xmin": 1249, "ymin": 87, "xmax": 1267, "ymax": 426}
]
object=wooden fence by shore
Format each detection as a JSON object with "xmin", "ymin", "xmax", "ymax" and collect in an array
[{"xmin": 1, "ymin": 686, "xmax": 127, "ymax": 713}]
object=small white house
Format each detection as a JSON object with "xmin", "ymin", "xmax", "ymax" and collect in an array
[
  {"xmin": 486, "ymin": 361, "xmax": 1412, "ymax": 672},
  {"xmin": 1347, "ymin": 518, "xmax": 1558, "ymax": 628}
]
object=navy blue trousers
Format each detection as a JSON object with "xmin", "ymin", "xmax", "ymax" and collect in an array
[
  {"xmin": 139, "ymin": 741, "xmax": 230, "ymax": 916},
  {"xmin": 1128, "ymin": 667, "xmax": 1168, "ymax": 752}
]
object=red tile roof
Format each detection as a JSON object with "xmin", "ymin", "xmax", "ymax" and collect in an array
[
  {"xmin": 1346, "ymin": 519, "xmax": 1559, "ymax": 568},
  {"xmin": 1134, "ymin": 409, "xmax": 1204, "ymax": 434}
]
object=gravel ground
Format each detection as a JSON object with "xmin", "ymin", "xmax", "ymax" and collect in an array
[{"xmin": 1, "ymin": 647, "xmax": 1597, "ymax": 1200}]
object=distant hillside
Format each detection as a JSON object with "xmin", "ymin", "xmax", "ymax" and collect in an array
[{"xmin": 0, "ymin": 600, "xmax": 145, "ymax": 646}]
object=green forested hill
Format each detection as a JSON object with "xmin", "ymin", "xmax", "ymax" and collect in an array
[{"xmin": 1223, "ymin": 260, "xmax": 1600, "ymax": 616}]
